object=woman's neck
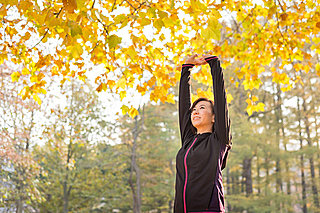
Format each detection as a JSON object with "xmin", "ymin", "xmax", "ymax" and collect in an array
[{"xmin": 196, "ymin": 127, "xmax": 213, "ymax": 134}]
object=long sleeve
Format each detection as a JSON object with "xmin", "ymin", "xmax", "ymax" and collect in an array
[
  {"xmin": 206, "ymin": 56, "xmax": 231, "ymax": 145},
  {"xmin": 179, "ymin": 64, "xmax": 194, "ymax": 145}
]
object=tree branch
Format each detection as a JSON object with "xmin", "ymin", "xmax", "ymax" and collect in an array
[
  {"xmin": 91, "ymin": 0, "xmax": 96, "ymax": 9},
  {"xmin": 30, "ymin": 7, "xmax": 63, "ymax": 50}
]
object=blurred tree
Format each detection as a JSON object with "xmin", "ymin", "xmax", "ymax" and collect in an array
[
  {"xmin": 32, "ymin": 80, "xmax": 116, "ymax": 212},
  {"xmin": 0, "ymin": 63, "xmax": 41, "ymax": 213},
  {"xmin": 118, "ymin": 102, "xmax": 180, "ymax": 212}
]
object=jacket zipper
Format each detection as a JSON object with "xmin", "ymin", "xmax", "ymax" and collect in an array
[{"xmin": 183, "ymin": 137, "xmax": 198, "ymax": 213}]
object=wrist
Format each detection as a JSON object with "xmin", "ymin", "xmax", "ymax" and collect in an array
[
  {"xmin": 182, "ymin": 64, "xmax": 195, "ymax": 68},
  {"xmin": 205, "ymin": 56, "xmax": 218, "ymax": 62}
]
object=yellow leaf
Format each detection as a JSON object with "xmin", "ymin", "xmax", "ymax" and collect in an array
[
  {"xmin": 137, "ymin": 84, "xmax": 147, "ymax": 95},
  {"xmin": 107, "ymin": 80, "xmax": 116, "ymax": 89},
  {"xmin": 166, "ymin": 93, "xmax": 175, "ymax": 104},
  {"xmin": 120, "ymin": 91, "xmax": 126, "ymax": 101},
  {"xmin": 78, "ymin": 75, "xmax": 86, "ymax": 82},
  {"xmin": 246, "ymin": 105, "xmax": 254, "ymax": 116},
  {"xmin": 56, "ymin": 26, "xmax": 64, "ymax": 34},
  {"xmin": 227, "ymin": 93, "xmax": 233, "ymax": 104},
  {"xmin": 252, "ymin": 95, "xmax": 259, "ymax": 102},
  {"xmin": 281, "ymin": 84, "xmax": 292, "ymax": 92},
  {"xmin": 24, "ymin": 32, "xmax": 31, "ymax": 40},
  {"xmin": 201, "ymin": 16, "xmax": 222, "ymax": 40},
  {"xmin": 246, "ymin": 98, "xmax": 252, "ymax": 106},
  {"xmin": 0, "ymin": 5, "xmax": 7, "ymax": 18},
  {"xmin": 33, "ymin": 94, "xmax": 42, "ymax": 105},
  {"xmin": 116, "ymin": 78, "xmax": 126, "ymax": 89},
  {"xmin": 121, "ymin": 105, "xmax": 129, "ymax": 115},
  {"xmin": 40, "ymin": 88, "xmax": 47, "ymax": 94},
  {"xmin": 11, "ymin": 71, "xmax": 20, "ymax": 82},
  {"xmin": 19, "ymin": 87, "xmax": 30, "ymax": 100},
  {"xmin": 96, "ymin": 83, "xmax": 108, "ymax": 92},
  {"xmin": 70, "ymin": 44, "xmax": 83, "ymax": 59},
  {"xmin": 147, "ymin": 7, "xmax": 156, "ymax": 18},
  {"xmin": 63, "ymin": 0, "xmax": 77, "ymax": 13},
  {"xmin": 138, "ymin": 17, "xmax": 151, "ymax": 26},
  {"xmin": 163, "ymin": 17, "xmax": 175, "ymax": 27},
  {"xmin": 316, "ymin": 63, "xmax": 320, "ymax": 76},
  {"xmin": 30, "ymin": 75, "xmax": 37, "ymax": 83},
  {"xmin": 128, "ymin": 106, "xmax": 139, "ymax": 118},
  {"xmin": 154, "ymin": 19, "xmax": 164, "ymax": 31},
  {"xmin": 256, "ymin": 102, "xmax": 265, "ymax": 112},
  {"xmin": 22, "ymin": 68, "xmax": 30, "ymax": 75}
]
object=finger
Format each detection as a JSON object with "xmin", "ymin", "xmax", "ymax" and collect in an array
[{"xmin": 191, "ymin": 54, "xmax": 198, "ymax": 59}]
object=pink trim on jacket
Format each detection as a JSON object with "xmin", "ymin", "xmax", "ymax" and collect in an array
[{"xmin": 183, "ymin": 137, "xmax": 198, "ymax": 213}]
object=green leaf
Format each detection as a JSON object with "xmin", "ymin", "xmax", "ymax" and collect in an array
[
  {"xmin": 139, "ymin": 17, "xmax": 151, "ymax": 26},
  {"xmin": 157, "ymin": 10, "xmax": 168, "ymax": 19},
  {"xmin": 114, "ymin": 14, "xmax": 126, "ymax": 24},
  {"xmin": 147, "ymin": 7, "xmax": 156, "ymax": 18},
  {"xmin": 154, "ymin": 19, "xmax": 164, "ymax": 31},
  {"xmin": 70, "ymin": 21, "xmax": 83, "ymax": 37},
  {"xmin": 108, "ymin": 35, "xmax": 122, "ymax": 49}
]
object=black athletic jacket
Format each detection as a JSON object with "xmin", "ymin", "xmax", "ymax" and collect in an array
[{"xmin": 174, "ymin": 56, "xmax": 231, "ymax": 213}]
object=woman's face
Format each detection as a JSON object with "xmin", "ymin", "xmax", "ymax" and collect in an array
[{"xmin": 191, "ymin": 101, "xmax": 215, "ymax": 132}]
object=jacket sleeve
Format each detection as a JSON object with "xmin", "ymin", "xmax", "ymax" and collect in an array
[
  {"xmin": 179, "ymin": 64, "xmax": 194, "ymax": 145},
  {"xmin": 206, "ymin": 56, "xmax": 231, "ymax": 145}
]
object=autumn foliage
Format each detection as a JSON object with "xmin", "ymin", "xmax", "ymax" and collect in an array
[{"xmin": 1, "ymin": 0, "xmax": 320, "ymax": 116}]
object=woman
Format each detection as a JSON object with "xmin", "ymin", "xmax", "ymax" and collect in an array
[{"xmin": 174, "ymin": 54, "xmax": 231, "ymax": 213}]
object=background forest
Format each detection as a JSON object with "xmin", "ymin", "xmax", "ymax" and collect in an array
[{"xmin": 1, "ymin": 0, "xmax": 320, "ymax": 212}]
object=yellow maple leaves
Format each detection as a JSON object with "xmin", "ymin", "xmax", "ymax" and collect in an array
[
  {"xmin": 2, "ymin": 0, "xmax": 318, "ymax": 118},
  {"xmin": 11, "ymin": 71, "xmax": 21, "ymax": 82},
  {"xmin": 62, "ymin": 0, "xmax": 78, "ymax": 13},
  {"xmin": 246, "ymin": 95, "xmax": 265, "ymax": 116},
  {"xmin": 201, "ymin": 14, "xmax": 222, "ymax": 41},
  {"xmin": 121, "ymin": 105, "xmax": 139, "ymax": 118}
]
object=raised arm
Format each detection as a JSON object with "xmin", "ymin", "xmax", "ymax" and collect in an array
[
  {"xmin": 179, "ymin": 55, "xmax": 205, "ymax": 144},
  {"xmin": 179, "ymin": 64, "xmax": 194, "ymax": 144},
  {"xmin": 205, "ymin": 56, "xmax": 231, "ymax": 145}
]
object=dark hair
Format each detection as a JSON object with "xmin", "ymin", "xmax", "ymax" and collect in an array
[{"xmin": 190, "ymin": 97, "xmax": 215, "ymax": 134}]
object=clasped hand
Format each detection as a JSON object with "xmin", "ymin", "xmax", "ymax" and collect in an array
[{"xmin": 185, "ymin": 54, "xmax": 213, "ymax": 66}]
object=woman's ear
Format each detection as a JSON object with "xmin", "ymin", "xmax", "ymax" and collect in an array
[{"xmin": 212, "ymin": 114, "xmax": 215, "ymax": 123}]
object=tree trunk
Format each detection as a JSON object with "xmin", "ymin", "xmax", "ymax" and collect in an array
[
  {"xmin": 265, "ymin": 156, "xmax": 269, "ymax": 197},
  {"xmin": 63, "ymin": 178, "xmax": 69, "ymax": 213},
  {"xmin": 62, "ymin": 82, "xmax": 75, "ymax": 213},
  {"xmin": 298, "ymin": 97, "xmax": 308, "ymax": 213},
  {"xmin": 277, "ymin": 87, "xmax": 291, "ymax": 195},
  {"xmin": 129, "ymin": 110, "xmax": 144, "ymax": 213},
  {"xmin": 16, "ymin": 188, "xmax": 23, "ymax": 213},
  {"xmin": 256, "ymin": 154, "xmax": 261, "ymax": 194},
  {"xmin": 302, "ymin": 97, "xmax": 320, "ymax": 209},
  {"xmin": 274, "ymin": 85, "xmax": 283, "ymax": 194},
  {"xmin": 242, "ymin": 158, "xmax": 253, "ymax": 196},
  {"xmin": 315, "ymin": 111, "xmax": 320, "ymax": 184}
]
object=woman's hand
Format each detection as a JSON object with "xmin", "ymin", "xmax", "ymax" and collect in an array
[{"xmin": 185, "ymin": 54, "xmax": 206, "ymax": 65}]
